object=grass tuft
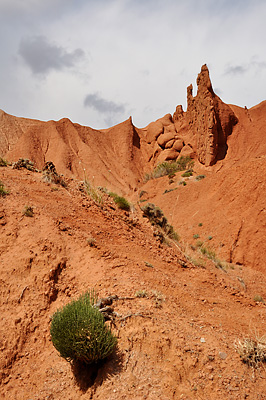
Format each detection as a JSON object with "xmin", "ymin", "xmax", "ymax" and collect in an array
[
  {"xmin": 144, "ymin": 157, "xmax": 194, "ymax": 181},
  {"xmin": 195, "ymin": 175, "xmax": 206, "ymax": 181},
  {"xmin": 50, "ymin": 290, "xmax": 117, "ymax": 364},
  {"xmin": 23, "ymin": 205, "xmax": 34, "ymax": 217},
  {"xmin": 235, "ymin": 335, "xmax": 266, "ymax": 367},
  {"xmin": 0, "ymin": 181, "xmax": 9, "ymax": 197},
  {"xmin": 0, "ymin": 157, "xmax": 10, "ymax": 167},
  {"xmin": 84, "ymin": 181, "xmax": 103, "ymax": 205},
  {"xmin": 109, "ymin": 192, "xmax": 130, "ymax": 211},
  {"xmin": 253, "ymin": 295, "xmax": 264, "ymax": 303}
]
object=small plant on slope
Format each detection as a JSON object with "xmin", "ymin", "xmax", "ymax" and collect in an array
[
  {"xmin": 235, "ymin": 335, "xmax": 266, "ymax": 368},
  {"xmin": 0, "ymin": 181, "xmax": 9, "ymax": 197},
  {"xmin": 141, "ymin": 203, "xmax": 180, "ymax": 242},
  {"xmin": 50, "ymin": 290, "xmax": 117, "ymax": 364},
  {"xmin": 0, "ymin": 157, "xmax": 9, "ymax": 167},
  {"xmin": 23, "ymin": 205, "xmax": 34, "ymax": 217},
  {"xmin": 144, "ymin": 156, "xmax": 194, "ymax": 181},
  {"xmin": 84, "ymin": 180, "xmax": 103, "ymax": 205},
  {"xmin": 109, "ymin": 192, "xmax": 130, "ymax": 211}
]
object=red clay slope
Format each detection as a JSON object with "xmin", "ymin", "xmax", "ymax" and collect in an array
[
  {"xmin": 1, "ymin": 167, "xmax": 266, "ymax": 399},
  {"xmin": 0, "ymin": 112, "xmax": 145, "ymax": 194},
  {"xmin": 140, "ymin": 100, "xmax": 266, "ymax": 271}
]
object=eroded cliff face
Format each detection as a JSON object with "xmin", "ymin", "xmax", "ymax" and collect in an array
[
  {"xmin": 186, "ymin": 64, "xmax": 238, "ymax": 166},
  {"xmin": 144, "ymin": 64, "xmax": 238, "ymax": 167}
]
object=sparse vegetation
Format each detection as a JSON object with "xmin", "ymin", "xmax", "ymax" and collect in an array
[
  {"xmin": 144, "ymin": 261, "xmax": 154, "ymax": 268},
  {"xmin": 0, "ymin": 181, "xmax": 9, "ymax": 197},
  {"xmin": 235, "ymin": 335, "xmax": 266, "ymax": 367},
  {"xmin": 42, "ymin": 161, "xmax": 67, "ymax": 188},
  {"xmin": 12, "ymin": 158, "xmax": 38, "ymax": 172},
  {"xmin": 198, "ymin": 222, "xmax": 203, "ymax": 227},
  {"xmin": 196, "ymin": 240, "xmax": 203, "ymax": 248},
  {"xmin": 0, "ymin": 157, "xmax": 9, "ymax": 167},
  {"xmin": 109, "ymin": 192, "xmax": 130, "ymax": 211},
  {"xmin": 150, "ymin": 289, "xmax": 165, "ymax": 308},
  {"xmin": 200, "ymin": 245, "xmax": 216, "ymax": 260},
  {"xmin": 141, "ymin": 203, "xmax": 180, "ymax": 243},
  {"xmin": 163, "ymin": 188, "xmax": 177, "ymax": 194},
  {"xmin": 135, "ymin": 289, "xmax": 149, "ymax": 298},
  {"xmin": 195, "ymin": 175, "xmax": 206, "ymax": 181},
  {"xmin": 253, "ymin": 295, "xmax": 264, "ymax": 303},
  {"xmin": 144, "ymin": 157, "xmax": 194, "ymax": 181},
  {"xmin": 193, "ymin": 234, "xmax": 200, "ymax": 239},
  {"xmin": 179, "ymin": 181, "xmax": 187, "ymax": 186},
  {"xmin": 84, "ymin": 180, "xmax": 103, "ymax": 205},
  {"xmin": 23, "ymin": 205, "xmax": 34, "ymax": 217},
  {"xmin": 139, "ymin": 190, "xmax": 147, "ymax": 198},
  {"xmin": 181, "ymin": 169, "xmax": 193, "ymax": 178},
  {"xmin": 50, "ymin": 290, "xmax": 117, "ymax": 364},
  {"xmin": 135, "ymin": 288, "xmax": 165, "ymax": 307},
  {"xmin": 189, "ymin": 257, "xmax": 206, "ymax": 268},
  {"xmin": 87, "ymin": 237, "xmax": 96, "ymax": 247}
]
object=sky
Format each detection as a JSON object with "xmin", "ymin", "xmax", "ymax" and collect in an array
[{"xmin": 0, "ymin": 0, "xmax": 266, "ymax": 129}]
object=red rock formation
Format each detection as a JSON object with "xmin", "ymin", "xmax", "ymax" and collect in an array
[{"xmin": 186, "ymin": 64, "xmax": 238, "ymax": 166}]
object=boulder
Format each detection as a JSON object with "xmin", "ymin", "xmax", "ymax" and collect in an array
[
  {"xmin": 178, "ymin": 145, "xmax": 195, "ymax": 159},
  {"xmin": 146, "ymin": 120, "xmax": 164, "ymax": 144},
  {"xmin": 157, "ymin": 129, "xmax": 176, "ymax": 147},
  {"xmin": 146, "ymin": 114, "xmax": 174, "ymax": 144},
  {"xmin": 156, "ymin": 148, "xmax": 179, "ymax": 163},
  {"xmin": 172, "ymin": 139, "xmax": 184, "ymax": 152},
  {"xmin": 165, "ymin": 139, "xmax": 175, "ymax": 149}
]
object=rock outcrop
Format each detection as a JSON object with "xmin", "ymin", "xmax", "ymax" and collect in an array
[
  {"xmin": 186, "ymin": 64, "xmax": 238, "ymax": 166},
  {"xmin": 143, "ymin": 64, "xmax": 238, "ymax": 167}
]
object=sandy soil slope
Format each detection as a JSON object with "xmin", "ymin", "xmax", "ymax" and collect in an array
[{"xmin": 0, "ymin": 167, "xmax": 266, "ymax": 399}]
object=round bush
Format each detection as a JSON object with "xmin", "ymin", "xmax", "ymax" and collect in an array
[{"xmin": 50, "ymin": 291, "xmax": 117, "ymax": 364}]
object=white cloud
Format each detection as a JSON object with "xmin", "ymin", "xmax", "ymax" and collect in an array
[{"xmin": 18, "ymin": 36, "xmax": 85, "ymax": 76}]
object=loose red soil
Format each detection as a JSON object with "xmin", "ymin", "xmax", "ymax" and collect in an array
[{"xmin": 0, "ymin": 166, "xmax": 266, "ymax": 399}]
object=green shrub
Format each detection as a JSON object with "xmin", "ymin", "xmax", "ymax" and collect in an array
[
  {"xmin": 254, "ymin": 295, "xmax": 264, "ymax": 303},
  {"xmin": 139, "ymin": 190, "xmax": 147, "ymax": 198},
  {"xmin": 145, "ymin": 157, "xmax": 194, "ymax": 181},
  {"xmin": 109, "ymin": 192, "xmax": 130, "ymax": 211},
  {"xmin": 50, "ymin": 291, "xmax": 117, "ymax": 364},
  {"xmin": 0, "ymin": 157, "xmax": 9, "ymax": 167},
  {"xmin": 195, "ymin": 175, "xmax": 205, "ymax": 181},
  {"xmin": 141, "ymin": 203, "xmax": 180, "ymax": 242},
  {"xmin": 200, "ymin": 246, "xmax": 216, "ymax": 260},
  {"xmin": 23, "ymin": 205, "xmax": 34, "ymax": 217},
  {"xmin": 0, "ymin": 181, "xmax": 9, "ymax": 197},
  {"xmin": 181, "ymin": 169, "xmax": 193, "ymax": 178}
]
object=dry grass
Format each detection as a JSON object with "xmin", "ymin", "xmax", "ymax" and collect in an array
[
  {"xmin": 84, "ymin": 180, "xmax": 103, "ymax": 205},
  {"xmin": 0, "ymin": 157, "xmax": 10, "ymax": 167},
  {"xmin": 0, "ymin": 181, "xmax": 9, "ymax": 197},
  {"xmin": 235, "ymin": 335, "xmax": 266, "ymax": 367},
  {"xmin": 135, "ymin": 290, "xmax": 149, "ymax": 298},
  {"xmin": 23, "ymin": 205, "xmax": 34, "ymax": 217},
  {"xmin": 87, "ymin": 237, "xmax": 96, "ymax": 247}
]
